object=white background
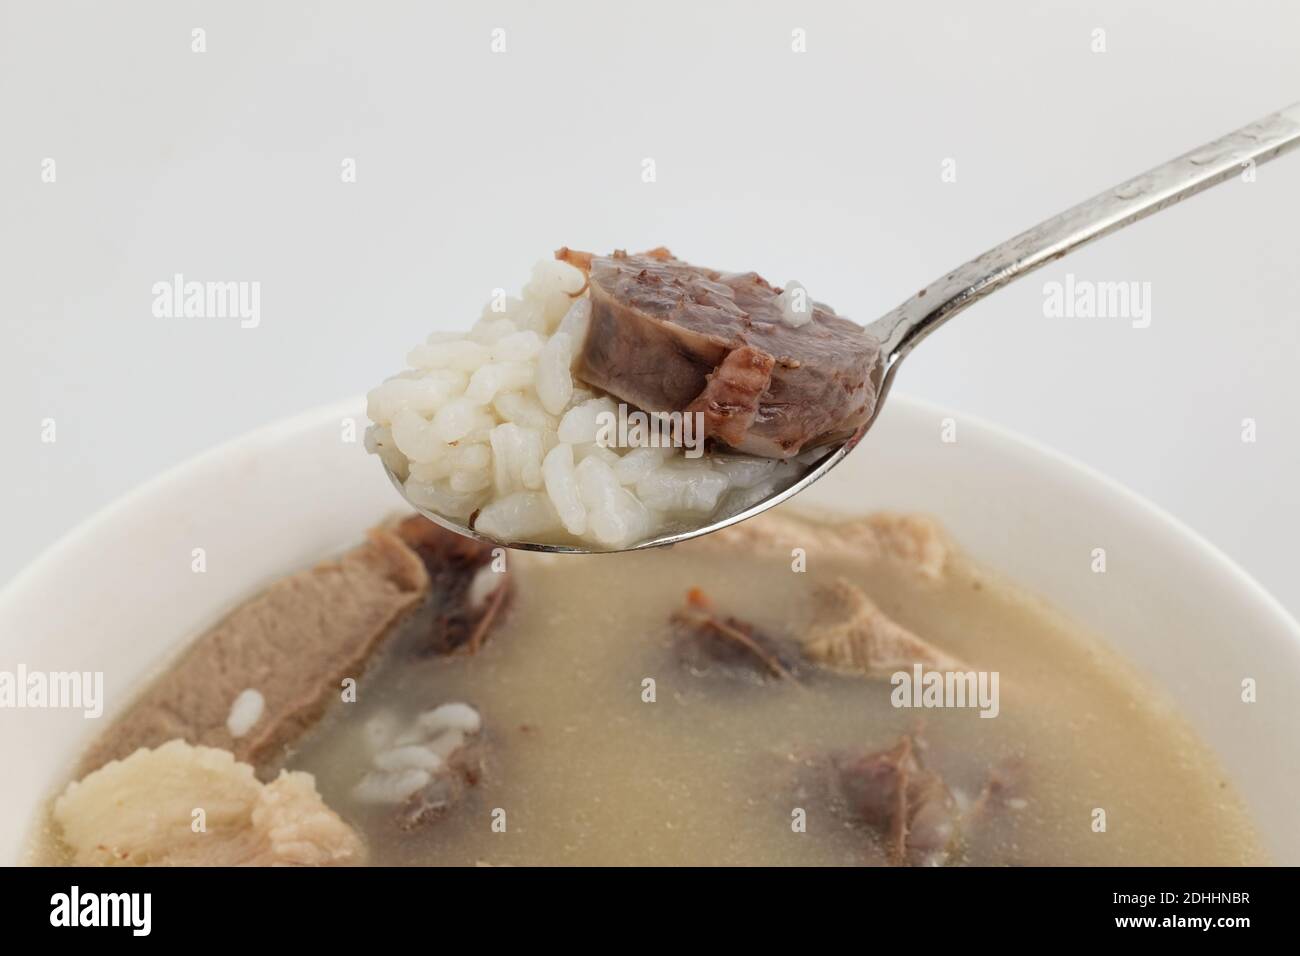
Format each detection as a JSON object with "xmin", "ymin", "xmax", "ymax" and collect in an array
[{"xmin": 2, "ymin": 1, "xmax": 1297, "ymax": 613}]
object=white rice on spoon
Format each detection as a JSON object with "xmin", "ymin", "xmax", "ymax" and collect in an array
[{"xmin": 365, "ymin": 259, "xmax": 805, "ymax": 549}]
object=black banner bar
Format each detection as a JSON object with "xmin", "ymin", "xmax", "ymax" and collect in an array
[{"xmin": 0, "ymin": 866, "xmax": 1284, "ymax": 940}]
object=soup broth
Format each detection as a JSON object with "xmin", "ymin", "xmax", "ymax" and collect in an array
[
  {"xmin": 31, "ymin": 511, "xmax": 1265, "ymax": 866},
  {"xmin": 287, "ymin": 521, "xmax": 1263, "ymax": 866}
]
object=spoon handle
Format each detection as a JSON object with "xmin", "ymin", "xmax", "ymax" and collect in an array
[{"xmin": 869, "ymin": 102, "xmax": 1300, "ymax": 366}]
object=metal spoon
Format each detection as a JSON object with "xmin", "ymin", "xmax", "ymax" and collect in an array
[{"xmin": 388, "ymin": 101, "xmax": 1300, "ymax": 552}]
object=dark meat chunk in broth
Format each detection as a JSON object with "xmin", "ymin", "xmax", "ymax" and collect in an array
[
  {"xmin": 671, "ymin": 587, "xmax": 802, "ymax": 683},
  {"xmin": 555, "ymin": 247, "xmax": 882, "ymax": 459},
  {"xmin": 393, "ymin": 515, "xmax": 512, "ymax": 655},
  {"xmin": 834, "ymin": 735, "xmax": 960, "ymax": 866},
  {"xmin": 817, "ymin": 734, "xmax": 1031, "ymax": 866}
]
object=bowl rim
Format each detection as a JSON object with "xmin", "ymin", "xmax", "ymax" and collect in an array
[
  {"xmin": 4, "ymin": 393, "xmax": 1297, "ymax": 642},
  {"xmin": 0, "ymin": 398, "xmax": 368, "ymax": 606}
]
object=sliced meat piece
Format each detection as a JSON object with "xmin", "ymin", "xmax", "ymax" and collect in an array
[
  {"xmin": 801, "ymin": 578, "xmax": 965, "ymax": 677},
  {"xmin": 393, "ymin": 515, "xmax": 512, "ymax": 655},
  {"xmin": 556, "ymin": 247, "xmax": 882, "ymax": 459},
  {"xmin": 684, "ymin": 345, "xmax": 776, "ymax": 448},
  {"xmin": 53, "ymin": 740, "xmax": 365, "ymax": 866},
  {"xmin": 834, "ymin": 735, "xmax": 959, "ymax": 866},
  {"xmin": 691, "ymin": 509, "xmax": 950, "ymax": 581},
  {"xmin": 76, "ymin": 528, "xmax": 429, "ymax": 778},
  {"xmin": 671, "ymin": 587, "xmax": 801, "ymax": 682}
]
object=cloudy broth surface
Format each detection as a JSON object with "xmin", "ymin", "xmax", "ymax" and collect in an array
[{"xmin": 286, "ymin": 516, "xmax": 1265, "ymax": 866}]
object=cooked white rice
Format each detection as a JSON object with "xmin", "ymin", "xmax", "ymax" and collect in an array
[
  {"xmin": 353, "ymin": 702, "xmax": 482, "ymax": 805},
  {"xmin": 365, "ymin": 259, "xmax": 807, "ymax": 548}
]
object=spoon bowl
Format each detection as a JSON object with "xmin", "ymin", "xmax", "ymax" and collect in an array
[
  {"xmin": 389, "ymin": 101, "xmax": 1300, "ymax": 553},
  {"xmin": 382, "ymin": 438, "xmax": 848, "ymax": 553}
]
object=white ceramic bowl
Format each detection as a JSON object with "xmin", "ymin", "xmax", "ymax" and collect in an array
[{"xmin": 2, "ymin": 394, "xmax": 1298, "ymax": 864}]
